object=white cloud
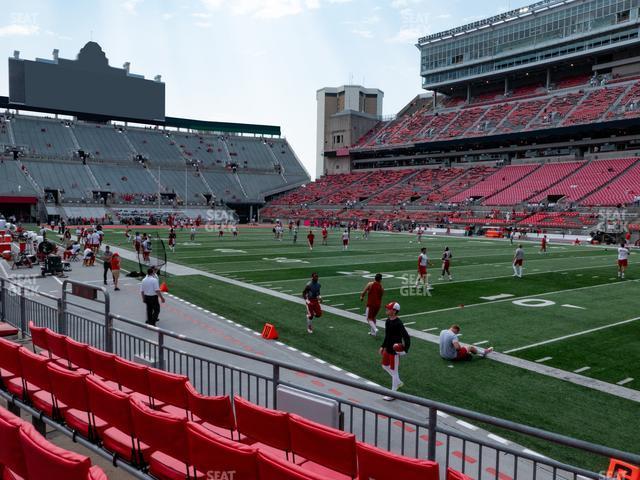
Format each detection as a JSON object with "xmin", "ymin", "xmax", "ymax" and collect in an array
[
  {"xmin": 191, "ymin": 12, "xmax": 212, "ymax": 18},
  {"xmin": 122, "ymin": 0, "xmax": 143, "ymax": 14},
  {"xmin": 351, "ymin": 29, "xmax": 373, "ymax": 38},
  {"xmin": 194, "ymin": 21, "xmax": 212, "ymax": 28},
  {"xmin": 0, "ymin": 24, "xmax": 39, "ymax": 37},
  {"xmin": 200, "ymin": 0, "xmax": 350, "ymax": 19}
]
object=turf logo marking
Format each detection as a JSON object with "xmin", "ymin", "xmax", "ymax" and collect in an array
[
  {"xmin": 512, "ymin": 299, "xmax": 555, "ymax": 308},
  {"xmin": 262, "ymin": 257, "xmax": 309, "ymax": 264}
]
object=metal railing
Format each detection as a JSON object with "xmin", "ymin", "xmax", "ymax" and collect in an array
[{"xmin": 0, "ymin": 275, "xmax": 637, "ymax": 480}]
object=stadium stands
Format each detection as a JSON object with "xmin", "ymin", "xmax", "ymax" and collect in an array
[
  {"xmin": 125, "ymin": 129, "xmax": 183, "ymax": 165},
  {"xmin": 448, "ymin": 164, "xmax": 539, "ymax": 203},
  {"xmin": 0, "ymin": 161, "xmax": 38, "ymax": 196},
  {"xmin": 581, "ymin": 162, "xmax": 640, "ymax": 206},
  {"xmin": 73, "ymin": 123, "xmax": 135, "ymax": 160},
  {"xmin": 0, "ymin": 332, "xmax": 454, "ymax": 480},
  {"xmin": 24, "ymin": 161, "xmax": 95, "ymax": 200},
  {"xmin": 11, "ymin": 116, "xmax": 77, "ymax": 156}
]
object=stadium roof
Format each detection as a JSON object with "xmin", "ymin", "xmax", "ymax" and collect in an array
[{"xmin": 417, "ymin": 0, "xmax": 578, "ymax": 46}]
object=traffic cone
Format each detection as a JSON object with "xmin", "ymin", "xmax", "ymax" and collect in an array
[
  {"xmin": 160, "ymin": 281, "xmax": 168, "ymax": 293},
  {"xmin": 261, "ymin": 323, "xmax": 278, "ymax": 340}
]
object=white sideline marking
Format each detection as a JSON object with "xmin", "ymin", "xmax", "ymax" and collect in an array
[
  {"xmin": 456, "ymin": 420, "xmax": 478, "ymax": 431},
  {"xmin": 314, "ymin": 358, "xmax": 326, "ymax": 364},
  {"xmin": 332, "ymin": 304, "xmax": 345, "ymax": 307},
  {"xmin": 617, "ymin": 378, "xmax": 634, "ymax": 386},
  {"xmin": 330, "ymin": 365, "xmax": 342, "ymax": 372},
  {"xmin": 573, "ymin": 366, "xmax": 591, "ymax": 373},
  {"xmin": 275, "ymin": 341, "xmax": 284, "ymax": 346},
  {"xmin": 473, "ymin": 340, "xmax": 489, "ymax": 346},
  {"xmin": 404, "ymin": 322, "xmax": 416, "ymax": 326},
  {"xmin": 301, "ymin": 352, "xmax": 311, "ymax": 358},
  {"xmin": 347, "ymin": 307, "xmax": 360, "ymax": 311},
  {"xmin": 504, "ymin": 316, "xmax": 640, "ymax": 353},
  {"xmin": 535, "ymin": 357, "xmax": 553, "ymax": 363},
  {"xmin": 480, "ymin": 294, "xmax": 514, "ymax": 301},
  {"xmin": 287, "ymin": 346, "xmax": 298, "ymax": 352},
  {"xmin": 488, "ymin": 434, "xmax": 509, "ymax": 445},
  {"xmin": 346, "ymin": 373, "xmax": 360, "ymax": 379},
  {"xmin": 523, "ymin": 449, "xmax": 547, "ymax": 458},
  {"xmin": 422, "ymin": 327, "xmax": 438, "ymax": 332},
  {"xmin": 436, "ymin": 411, "xmax": 449, "ymax": 418},
  {"xmin": 561, "ymin": 304, "xmax": 586, "ymax": 310}
]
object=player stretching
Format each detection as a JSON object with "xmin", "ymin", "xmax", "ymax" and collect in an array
[
  {"xmin": 322, "ymin": 226, "xmax": 328, "ymax": 245},
  {"xmin": 379, "ymin": 302, "xmax": 410, "ymax": 401},
  {"xmin": 439, "ymin": 246, "xmax": 452, "ymax": 281},
  {"xmin": 342, "ymin": 230, "xmax": 350, "ymax": 251},
  {"xmin": 618, "ymin": 242, "xmax": 630, "ymax": 279},
  {"xmin": 360, "ymin": 273, "xmax": 384, "ymax": 336},
  {"xmin": 168, "ymin": 228, "xmax": 176, "ymax": 253},
  {"xmin": 307, "ymin": 230, "xmax": 315, "ymax": 251},
  {"xmin": 513, "ymin": 244, "xmax": 524, "ymax": 278},
  {"xmin": 539, "ymin": 235, "xmax": 548, "ymax": 254},
  {"xmin": 415, "ymin": 247, "xmax": 433, "ymax": 293},
  {"xmin": 302, "ymin": 272, "xmax": 322, "ymax": 334}
]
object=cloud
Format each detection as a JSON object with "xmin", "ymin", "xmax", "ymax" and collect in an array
[
  {"xmin": 200, "ymin": 0, "xmax": 351, "ymax": 19},
  {"xmin": 351, "ymin": 29, "xmax": 373, "ymax": 38},
  {"xmin": 194, "ymin": 21, "xmax": 212, "ymax": 28},
  {"xmin": 122, "ymin": 0, "xmax": 143, "ymax": 14},
  {"xmin": 0, "ymin": 24, "xmax": 39, "ymax": 37},
  {"xmin": 191, "ymin": 12, "xmax": 212, "ymax": 18}
]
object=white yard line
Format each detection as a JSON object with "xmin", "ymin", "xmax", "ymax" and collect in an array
[
  {"xmin": 573, "ymin": 367, "xmax": 591, "ymax": 373},
  {"xmin": 504, "ymin": 316, "xmax": 640, "ymax": 354},
  {"xmin": 535, "ymin": 357, "xmax": 553, "ymax": 363},
  {"xmin": 401, "ymin": 278, "xmax": 640, "ymax": 319},
  {"xmin": 617, "ymin": 378, "xmax": 634, "ymax": 386}
]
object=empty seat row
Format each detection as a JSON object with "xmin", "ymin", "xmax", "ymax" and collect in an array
[
  {"xmin": 0, "ymin": 404, "xmax": 107, "ymax": 480},
  {"xmin": 5, "ymin": 327, "xmax": 455, "ymax": 480}
]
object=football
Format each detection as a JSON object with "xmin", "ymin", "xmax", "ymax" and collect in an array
[{"xmin": 393, "ymin": 343, "xmax": 404, "ymax": 352}]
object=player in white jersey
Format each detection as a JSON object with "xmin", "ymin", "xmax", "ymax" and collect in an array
[
  {"xmin": 342, "ymin": 230, "xmax": 349, "ymax": 251},
  {"xmin": 415, "ymin": 247, "xmax": 433, "ymax": 292},
  {"xmin": 617, "ymin": 243, "xmax": 630, "ymax": 279},
  {"xmin": 513, "ymin": 245, "xmax": 525, "ymax": 278},
  {"xmin": 416, "ymin": 227, "xmax": 423, "ymax": 244}
]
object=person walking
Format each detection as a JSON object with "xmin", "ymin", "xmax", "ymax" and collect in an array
[
  {"xmin": 102, "ymin": 246, "xmax": 113, "ymax": 286},
  {"xmin": 111, "ymin": 252, "xmax": 121, "ymax": 291},
  {"xmin": 140, "ymin": 267, "xmax": 165, "ymax": 326},
  {"xmin": 379, "ymin": 302, "xmax": 410, "ymax": 401}
]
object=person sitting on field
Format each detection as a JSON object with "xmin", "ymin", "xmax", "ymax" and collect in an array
[{"xmin": 439, "ymin": 324, "xmax": 492, "ymax": 361}]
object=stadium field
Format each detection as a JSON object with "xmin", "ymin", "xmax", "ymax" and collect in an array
[{"xmin": 102, "ymin": 225, "xmax": 640, "ymax": 467}]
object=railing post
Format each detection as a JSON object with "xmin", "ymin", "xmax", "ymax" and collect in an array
[
  {"xmin": 56, "ymin": 298, "xmax": 66, "ymax": 335},
  {"xmin": 105, "ymin": 313, "xmax": 113, "ymax": 353},
  {"xmin": 0, "ymin": 278, "xmax": 5, "ymax": 323},
  {"xmin": 157, "ymin": 331, "xmax": 165, "ymax": 370},
  {"xmin": 272, "ymin": 364, "xmax": 280, "ymax": 409},
  {"xmin": 427, "ymin": 407, "xmax": 438, "ymax": 461},
  {"xmin": 19, "ymin": 286, "xmax": 26, "ymax": 335}
]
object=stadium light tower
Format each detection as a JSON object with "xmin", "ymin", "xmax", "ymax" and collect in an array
[{"xmin": 13, "ymin": 51, "xmax": 19, "ymax": 60}]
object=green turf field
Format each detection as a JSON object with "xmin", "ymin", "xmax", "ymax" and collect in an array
[{"xmin": 102, "ymin": 225, "xmax": 640, "ymax": 469}]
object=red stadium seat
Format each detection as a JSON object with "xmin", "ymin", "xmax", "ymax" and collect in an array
[
  {"xmin": 234, "ymin": 395, "xmax": 291, "ymax": 459},
  {"xmin": 18, "ymin": 347, "xmax": 64, "ymax": 418},
  {"xmin": 44, "ymin": 328, "xmax": 72, "ymax": 368},
  {"xmin": 288, "ymin": 413, "xmax": 357, "ymax": 479},
  {"xmin": 88, "ymin": 465, "xmax": 109, "ymax": 480},
  {"xmin": 147, "ymin": 367, "xmax": 189, "ymax": 417},
  {"xmin": 46, "ymin": 363, "xmax": 107, "ymax": 439},
  {"xmin": 113, "ymin": 356, "xmax": 156, "ymax": 407},
  {"xmin": 257, "ymin": 451, "xmax": 333, "ymax": 480},
  {"xmin": 0, "ymin": 338, "xmax": 21, "ymax": 394},
  {"xmin": 0, "ymin": 408, "xmax": 28, "ymax": 479},
  {"xmin": 64, "ymin": 336, "xmax": 92, "ymax": 373},
  {"xmin": 447, "ymin": 467, "xmax": 474, "ymax": 480},
  {"xmin": 355, "ymin": 442, "xmax": 439, "ymax": 480},
  {"xmin": 86, "ymin": 375, "xmax": 148, "ymax": 464},
  {"xmin": 186, "ymin": 421, "xmax": 257, "ymax": 479},
  {"xmin": 86, "ymin": 346, "xmax": 118, "ymax": 389},
  {"xmin": 19, "ymin": 422, "xmax": 93, "ymax": 480},
  {"xmin": 185, "ymin": 382, "xmax": 236, "ymax": 439},
  {"xmin": 28, "ymin": 321, "xmax": 50, "ymax": 358},
  {"xmin": 0, "ymin": 322, "xmax": 18, "ymax": 337},
  {"xmin": 129, "ymin": 397, "xmax": 191, "ymax": 479}
]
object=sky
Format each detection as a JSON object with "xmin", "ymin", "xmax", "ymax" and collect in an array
[{"xmin": 0, "ymin": 0, "xmax": 531, "ymax": 178}]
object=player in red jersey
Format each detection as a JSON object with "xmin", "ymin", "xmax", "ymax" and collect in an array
[
  {"xmin": 360, "ymin": 273, "xmax": 385, "ymax": 336},
  {"xmin": 415, "ymin": 247, "xmax": 432, "ymax": 293},
  {"xmin": 321, "ymin": 226, "xmax": 328, "ymax": 245},
  {"xmin": 168, "ymin": 228, "xmax": 176, "ymax": 253},
  {"xmin": 302, "ymin": 272, "xmax": 322, "ymax": 333},
  {"xmin": 307, "ymin": 230, "xmax": 315, "ymax": 251},
  {"xmin": 539, "ymin": 235, "xmax": 548, "ymax": 254}
]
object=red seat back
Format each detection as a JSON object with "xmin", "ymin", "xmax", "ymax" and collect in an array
[
  {"xmin": 65, "ymin": 337, "xmax": 91, "ymax": 371},
  {"xmin": 19, "ymin": 422, "xmax": 92, "ymax": 480},
  {"xmin": 28, "ymin": 321, "xmax": 48, "ymax": 354},
  {"xmin": 447, "ymin": 467, "xmax": 474, "ymax": 480},
  {"xmin": 86, "ymin": 347, "xmax": 116, "ymax": 381},
  {"xmin": 186, "ymin": 421, "xmax": 258, "ymax": 479},
  {"xmin": 114, "ymin": 356, "xmax": 150, "ymax": 396},
  {"xmin": 0, "ymin": 408, "xmax": 28, "ymax": 478},
  {"xmin": 129, "ymin": 398, "xmax": 188, "ymax": 463},
  {"xmin": 0, "ymin": 338, "xmax": 22, "ymax": 377},
  {"xmin": 234, "ymin": 395, "xmax": 290, "ymax": 452},
  {"xmin": 186, "ymin": 382, "xmax": 235, "ymax": 430},
  {"xmin": 86, "ymin": 375, "xmax": 132, "ymax": 433},
  {"xmin": 288, "ymin": 413, "xmax": 357, "ymax": 478},
  {"xmin": 88, "ymin": 465, "xmax": 109, "ymax": 480},
  {"xmin": 356, "ymin": 442, "xmax": 439, "ymax": 480},
  {"xmin": 44, "ymin": 329, "xmax": 69, "ymax": 361},
  {"xmin": 147, "ymin": 367, "xmax": 188, "ymax": 409},
  {"xmin": 47, "ymin": 363, "xmax": 89, "ymax": 412},
  {"xmin": 18, "ymin": 347, "xmax": 51, "ymax": 391},
  {"xmin": 257, "ymin": 451, "xmax": 332, "ymax": 480}
]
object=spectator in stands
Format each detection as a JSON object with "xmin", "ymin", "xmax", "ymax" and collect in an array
[
  {"xmin": 140, "ymin": 267, "xmax": 164, "ymax": 326},
  {"xmin": 439, "ymin": 325, "xmax": 492, "ymax": 361}
]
